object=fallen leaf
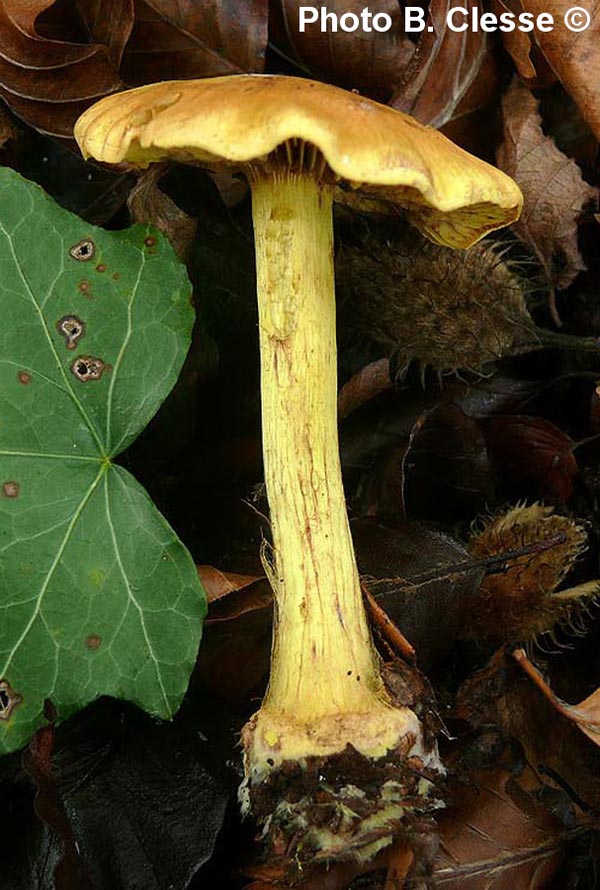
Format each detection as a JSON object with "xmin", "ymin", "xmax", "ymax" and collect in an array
[
  {"xmin": 148, "ymin": 0, "xmax": 268, "ymax": 70},
  {"xmin": 497, "ymin": 79, "xmax": 597, "ymax": 299},
  {"xmin": 0, "ymin": 101, "xmax": 17, "ymax": 147},
  {"xmin": 121, "ymin": 0, "xmax": 267, "ymax": 85},
  {"xmin": 198, "ymin": 565, "xmax": 265, "ymax": 604},
  {"xmin": 390, "ymin": 0, "xmax": 487, "ymax": 128},
  {"xmin": 354, "ymin": 404, "xmax": 493, "ymax": 521},
  {"xmin": 0, "ymin": 0, "xmax": 130, "ymax": 137},
  {"xmin": 499, "ymin": 0, "xmax": 600, "ymax": 141},
  {"xmin": 404, "ymin": 404, "xmax": 492, "ymax": 520},
  {"xmin": 457, "ymin": 649, "xmax": 600, "ymax": 811},
  {"xmin": 0, "ymin": 0, "xmax": 269, "ymax": 139},
  {"xmin": 484, "ymin": 414, "xmax": 578, "ymax": 503},
  {"xmin": 194, "ymin": 602, "xmax": 272, "ymax": 701},
  {"xmin": 339, "ymin": 374, "xmax": 543, "ymax": 478},
  {"xmin": 22, "ymin": 707, "xmax": 85, "ymax": 890},
  {"xmin": 492, "ymin": 0, "xmax": 537, "ymax": 79},
  {"xmin": 270, "ymin": 1, "xmax": 414, "ymax": 101},
  {"xmin": 199, "ymin": 566, "xmax": 273, "ymax": 623},
  {"xmin": 74, "ymin": 0, "xmax": 134, "ymax": 67},
  {"xmin": 432, "ymin": 762, "xmax": 580, "ymax": 888},
  {"xmin": 1, "ymin": 695, "xmax": 237, "ymax": 890},
  {"xmin": 438, "ymin": 47, "xmax": 502, "ymax": 158},
  {"xmin": 338, "ymin": 358, "xmax": 392, "ymax": 420},
  {"xmin": 127, "ymin": 164, "xmax": 198, "ymax": 260},
  {"xmin": 61, "ymin": 697, "xmax": 235, "ymax": 890},
  {"xmin": 514, "ymin": 648, "xmax": 600, "ymax": 749},
  {"xmin": 491, "ymin": 0, "xmax": 557, "ymax": 87},
  {"xmin": 353, "ymin": 518, "xmax": 484, "ymax": 669}
]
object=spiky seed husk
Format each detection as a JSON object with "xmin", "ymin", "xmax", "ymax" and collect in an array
[
  {"xmin": 466, "ymin": 504, "xmax": 593, "ymax": 643},
  {"xmin": 336, "ymin": 227, "xmax": 534, "ymax": 374}
]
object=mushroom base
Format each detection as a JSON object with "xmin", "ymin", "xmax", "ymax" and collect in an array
[
  {"xmin": 240, "ymin": 706, "xmax": 443, "ymax": 864},
  {"xmin": 240, "ymin": 740, "xmax": 443, "ymax": 865}
]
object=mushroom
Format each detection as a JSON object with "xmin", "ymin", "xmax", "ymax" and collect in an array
[{"xmin": 74, "ymin": 75, "xmax": 522, "ymax": 862}]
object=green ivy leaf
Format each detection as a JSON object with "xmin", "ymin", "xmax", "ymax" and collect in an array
[{"xmin": 0, "ymin": 167, "xmax": 205, "ymax": 754}]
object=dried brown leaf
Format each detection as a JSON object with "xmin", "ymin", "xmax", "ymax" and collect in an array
[
  {"xmin": 402, "ymin": 403, "xmax": 493, "ymax": 520},
  {"xmin": 457, "ymin": 649, "xmax": 600, "ymax": 811},
  {"xmin": 514, "ymin": 648, "xmax": 600, "ymax": 749},
  {"xmin": 433, "ymin": 764, "xmax": 573, "ymax": 888},
  {"xmin": 77, "ymin": 0, "xmax": 135, "ymax": 67},
  {"xmin": 121, "ymin": 0, "xmax": 267, "ymax": 85},
  {"xmin": 390, "ymin": 0, "xmax": 487, "ymax": 128},
  {"xmin": 492, "ymin": 0, "xmax": 536, "ymax": 79},
  {"xmin": 270, "ymin": 1, "xmax": 414, "ymax": 101},
  {"xmin": 338, "ymin": 358, "xmax": 392, "ymax": 421},
  {"xmin": 438, "ymin": 47, "xmax": 502, "ymax": 157},
  {"xmin": 353, "ymin": 403, "xmax": 493, "ymax": 521},
  {"xmin": 197, "ymin": 565, "xmax": 272, "ymax": 620},
  {"xmin": 0, "ymin": 0, "xmax": 129, "ymax": 137},
  {"xmin": 497, "ymin": 79, "xmax": 597, "ymax": 293},
  {"xmin": 149, "ymin": 0, "xmax": 267, "ymax": 70},
  {"xmin": 484, "ymin": 414, "xmax": 577, "ymax": 503},
  {"xmin": 490, "ymin": 0, "xmax": 556, "ymax": 86},
  {"xmin": 353, "ymin": 519, "xmax": 484, "ymax": 669},
  {"xmin": 194, "ymin": 606, "xmax": 272, "ymax": 700},
  {"xmin": 197, "ymin": 565, "xmax": 263, "ymax": 603},
  {"xmin": 127, "ymin": 164, "xmax": 198, "ymax": 260},
  {"xmin": 500, "ymin": 0, "xmax": 600, "ymax": 140},
  {"xmin": 0, "ymin": 101, "xmax": 17, "ymax": 147},
  {"xmin": 0, "ymin": 0, "xmax": 268, "ymax": 138},
  {"xmin": 193, "ymin": 568, "xmax": 272, "ymax": 700}
]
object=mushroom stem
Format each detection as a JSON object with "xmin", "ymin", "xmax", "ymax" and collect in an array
[
  {"xmin": 253, "ymin": 171, "xmax": 382, "ymax": 721},
  {"xmin": 241, "ymin": 171, "xmax": 440, "ymax": 850}
]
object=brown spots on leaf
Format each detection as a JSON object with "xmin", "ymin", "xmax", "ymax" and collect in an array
[
  {"xmin": 69, "ymin": 238, "xmax": 95, "ymax": 261},
  {"xmin": 95, "ymin": 263, "xmax": 107, "ymax": 273},
  {"xmin": 56, "ymin": 315, "xmax": 85, "ymax": 350},
  {"xmin": 2, "ymin": 481, "xmax": 20, "ymax": 498},
  {"xmin": 77, "ymin": 280, "xmax": 92, "ymax": 297},
  {"xmin": 144, "ymin": 235, "xmax": 157, "ymax": 247},
  {"xmin": 112, "ymin": 272, "xmax": 120, "ymax": 281},
  {"xmin": 0, "ymin": 680, "xmax": 23, "ymax": 720},
  {"xmin": 85, "ymin": 634, "xmax": 102, "ymax": 651},
  {"xmin": 17, "ymin": 370, "xmax": 31, "ymax": 385},
  {"xmin": 71, "ymin": 356, "xmax": 107, "ymax": 382}
]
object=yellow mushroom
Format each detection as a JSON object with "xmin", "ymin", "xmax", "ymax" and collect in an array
[{"xmin": 75, "ymin": 75, "xmax": 522, "ymax": 862}]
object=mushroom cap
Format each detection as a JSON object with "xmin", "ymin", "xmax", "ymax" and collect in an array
[{"xmin": 74, "ymin": 75, "xmax": 522, "ymax": 248}]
